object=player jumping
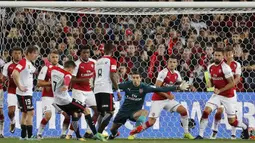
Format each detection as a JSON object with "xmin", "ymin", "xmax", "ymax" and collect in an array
[
  {"xmin": 66, "ymin": 46, "xmax": 99, "ymax": 139},
  {"xmin": 12, "ymin": 45, "xmax": 38, "ymax": 140},
  {"xmin": 129, "ymin": 55, "xmax": 195, "ymax": 139},
  {"xmin": 36, "ymin": 49, "xmax": 70, "ymax": 139},
  {"xmin": 2, "ymin": 47, "xmax": 22, "ymax": 134},
  {"xmin": 94, "ymin": 43, "xmax": 122, "ymax": 135},
  {"xmin": 195, "ymin": 48, "xmax": 249, "ymax": 139},
  {"xmin": 210, "ymin": 47, "xmax": 242, "ymax": 139},
  {"xmin": 108, "ymin": 70, "xmax": 189, "ymax": 140},
  {"xmin": 51, "ymin": 61, "xmax": 106, "ymax": 142}
]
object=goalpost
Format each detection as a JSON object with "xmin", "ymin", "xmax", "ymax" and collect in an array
[{"xmin": 0, "ymin": 1, "xmax": 255, "ymax": 139}]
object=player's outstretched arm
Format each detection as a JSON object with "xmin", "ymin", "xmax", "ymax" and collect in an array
[
  {"xmin": 71, "ymin": 76, "xmax": 90, "ymax": 83},
  {"xmin": 154, "ymin": 80, "xmax": 174, "ymax": 100}
]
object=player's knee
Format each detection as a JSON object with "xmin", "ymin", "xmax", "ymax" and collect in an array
[
  {"xmin": 83, "ymin": 108, "xmax": 91, "ymax": 115},
  {"xmin": 202, "ymin": 111, "xmax": 210, "ymax": 119},
  {"xmin": 176, "ymin": 105, "xmax": 187, "ymax": 116},
  {"xmin": 44, "ymin": 112, "xmax": 52, "ymax": 121},
  {"xmin": 27, "ymin": 110, "xmax": 34, "ymax": 117},
  {"xmin": 141, "ymin": 109, "xmax": 149, "ymax": 116},
  {"xmin": 228, "ymin": 118, "xmax": 238, "ymax": 127},
  {"xmin": 148, "ymin": 117, "xmax": 156, "ymax": 125},
  {"xmin": 214, "ymin": 111, "xmax": 222, "ymax": 121}
]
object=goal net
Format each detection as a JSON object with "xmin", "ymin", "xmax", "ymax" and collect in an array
[{"xmin": 0, "ymin": 1, "xmax": 255, "ymax": 139}]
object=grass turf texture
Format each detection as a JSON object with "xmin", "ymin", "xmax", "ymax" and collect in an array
[{"xmin": 0, "ymin": 138, "xmax": 254, "ymax": 143}]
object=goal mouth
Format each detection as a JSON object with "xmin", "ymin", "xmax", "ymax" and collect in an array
[{"xmin": 1, "ymin": 1, "xmax": 255, "ymax": 15}]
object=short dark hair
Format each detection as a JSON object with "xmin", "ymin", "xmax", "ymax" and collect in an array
[
  {"xmin": 64, "ymin": 60, "xmax": 76, "ymax": 69},
  {"xmin": 11, "ymin": 47, "xmax": 23, "ymax": 53},
  {"xmin": 225, "ymin": 47, "xmax": 233, "ymax": 52},
  {"xmin": 77, "ymin": 45, "xmax": 90, "ymax": 56},
  {"xmin": 131, "ymin": 69, "xmax": 141, "ymax": 76},
  {"xmin": 214, "ymin": 48, "xmax": 224, "ymax": 53},
  {"xmin": 49, "ymin": 49, "xmax": 59, "ymax": 55},
  {"xmin": 169, "ymin": 55, "xmax": 177, "ymax": 60},
  {"xmin": 25, "ymin": 45, "xmax": 38, "ymax": 55},
  {"xmin": 104, "ymin": 42, "xmax": 114, "ymax": 54}
]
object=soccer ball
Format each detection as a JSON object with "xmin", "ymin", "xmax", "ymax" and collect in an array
[
  {"xmin": 180, "ymin": 118, "xmax": 196, "ymax": 130},
  {"xmin": 102, "ymin": 130, "xmax": 109, "ymax": 138}
]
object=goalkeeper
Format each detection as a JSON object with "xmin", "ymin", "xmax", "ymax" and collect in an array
[{"xmin": 108, "ymin": 70, "xmax": 189, "ymax": 140}]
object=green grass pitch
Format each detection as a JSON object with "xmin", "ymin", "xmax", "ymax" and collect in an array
[{"xmin": 0, "ymin": 138, "xmax": 254, "ymax": 143}]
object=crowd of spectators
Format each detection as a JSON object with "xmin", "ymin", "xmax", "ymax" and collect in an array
[{"xmin": 0, "ymin": 7, "xmax": 255, "ymax": 91}]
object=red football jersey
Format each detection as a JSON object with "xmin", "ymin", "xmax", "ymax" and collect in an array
[
  {"xmin": 152, "ymin": 68, "xmax": 182, "ymax": 101},
  {"xmin": 72, "ymin": 58, "xmax": 96, "ymax": 92},
  {"xmin": 208, "ymin": 61, "xmax": 235, "ymax": 97},
  {"xmin": 38, "ymin": 64, "xmax": 63, "ymax": 97},
  {"xmin": 2, "ymin": 61, "xmax": 18, "ymax": 94}
]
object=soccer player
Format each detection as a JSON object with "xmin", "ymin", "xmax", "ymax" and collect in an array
[
  {"xmin": 108, "ymin": 70, "xmax": 189, "ymax": 140},
  {"xmin": 129, "ymin": 55, "xmax": 195, "ymax": 139},
  {"xmin": 36, "ymin": 49, "xmax": 70, "ymax": 139},
  {"xmin": 2, "ymin": 47, "xmax": 22, "ymax": 134},
  {"xmin": 0, "ymin": 60, "xmax": 5, "ymax": 138},
  {"xmin": 51, "ymin": 61, "xmax": 106, "ymax": 141},
  {"xmin": 94, "ymin": 43, "xmax": 122, "ymax": 134},
  {"xmin": 12, "ymin": 45, "xmax": 38, "ymax": 140},
  {"xmin": 195, "ymin": 48, "xmax": 249, "ymax": 139},
  {"xmin": 210, "ymin": 47, "xmax": 241, "ymax": 139},
  {"xmin": 66, "ymin": 46, "xmax": 98, "ymax": 139}
]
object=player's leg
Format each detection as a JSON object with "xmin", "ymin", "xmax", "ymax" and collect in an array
[
  {"xmin": 97, "ymin": 93, "xmax": 114, "ymax": 134},
  {"xmin": 222, "ymin": 97, "xmax": 249, "ymax": 139},
  {"xmin": 37, "ymin": 97, "xmax": 53, "ymax": 138},
  {"xmin": 7, "ymin": 93, "xmax": 17, "ymax": 133},
  {"xmin": 210, "ymin": 106, "xmax": 224, "ymax": 139},
  {"xmin": 25, "ymin": 96, "xmax": 34, "ymax": 139},
  {"xmin": 95, "ymin": 93, "xmax": 103, "ymax": 129},
  {"xmin": 0, "ymin": 108, "xmax": 4, "ymax": 138},
  {"xmin": 0, "ymin": 90, "xmax": 4, "ymax": 137},
  {"xmin": 16, "ymin": 95, "xmax": 28, "ymax": 139},
  {"xmin": 195, "ymin": 94, "xmax": 220, "ymax": 139},
  {"xmin": 108, "ymin": 111, "xmax": 128, "ymax": 139},
  {"xmin": 61, "ymin": 111, "xmax": 70, "ymax": 138},
  {"xmin": 130, "ymin": 100, "xmax": 165, "ymax": 135},
  {"xmin": 127, "ymin": 109, "xmax": 148, "ymax": 140},
  {"xmin": 83, "ymin": 91, "xmax": 98, "ymax": 138}
]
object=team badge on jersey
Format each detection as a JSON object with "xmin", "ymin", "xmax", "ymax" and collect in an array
[{"xmin": 139, "ymin": 88, "xmax": 143, "ymax": 94}]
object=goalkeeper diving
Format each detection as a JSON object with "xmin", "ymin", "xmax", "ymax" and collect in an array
[{"xmin": 108, "ymin": 70, "xmax": 190, "ymax": 140}]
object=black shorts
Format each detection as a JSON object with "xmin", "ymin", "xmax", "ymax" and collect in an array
[
  {"xmin": 16, "ymin": 95, "xmax": 34, "ymax": 112},
  {"xmin": 95, "ymin": 93, "xmax": 114, "ymax": 112},
  {"xmin": 113, "ymin": 110, "xmax": 137, "ymax": 125},
  {"xmin": 56, "ymin": 98, "xmax": 86, "ymax": 115}
]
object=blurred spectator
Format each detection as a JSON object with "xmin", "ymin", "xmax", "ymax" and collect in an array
[
  {"xmin": 148, "ymin": 44, "xmax": 167, "ymax": 82},
  {"xmin": 118, "ymin": 63, "xmax": 130, "ymax": 83},
  {"xmin": 119, "ymin": 44, "xmax": 139, "ymax": 73}
]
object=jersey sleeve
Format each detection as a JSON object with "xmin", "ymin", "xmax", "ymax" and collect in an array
[
  {"xmin": 235, "ymin": 62, "xmax": 241, "ymax": 76},
  {"xmin": 110, "ymin": 58, "xmax": 117, "ymax": 73},
  {"xmin": 222, "ymin": 63, "xmax": 233, "ymax": 79},
  {"xmin": 64, "ymin": 74, "xmax": 72, "ymax": 86},
  {"xmin": 72, "ymin": 65, "xmax": 79, "ymax": 76},
  {"xmin": 176, "ymin": 71, "xmax": 182, "ymax": 82},
  {"xmin": 38, "ymin": 66, "xmax": 48, "ymax": 80},
  {"xmin": 207, "ymin": 64, "xmax": 213, "ymax": 79},
  {"xmin": 15, "ymin": 59, "xmax": 26, "ymax": 73},
  {"xmin": 2, "ymin": 63, "xmax": 8, "ymax": 77},
  {"xmin": 144, "ymin": 84, "xmax": 177, "ymax": 93},
  {"xmin": 156, "ymin": 70, "xmax": 167, "ymax": 82}
]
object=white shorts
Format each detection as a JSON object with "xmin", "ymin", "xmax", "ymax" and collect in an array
[
  {"xmin": 42, "ymin": 97, "xmax": 54, "ymax": 114},
  {"xmin": 219, "ymin": 91, "xmax": 237, "ymax": 109},
  {"xmin": 7, "ymin": 93, "xmax": 18, "ymax": 107},
  {"xmin": 72, "ymin": 89, "xmax": 96, "ymax": 107},
  {"xmin": 0, "ymin": 90, "xmax": 3, "ymax": 108},
  {"xmin": 149, "ymin": 99, "xmax": 181, "ymax": 118},
  {"xmin": 206, "ymin": 94, "xmax": 236, "ymax": 118}
]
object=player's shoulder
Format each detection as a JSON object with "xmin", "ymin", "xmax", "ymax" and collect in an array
[
  {"xmin": 232, "ymin": 60, "xmax": 241, "ymax": 67},
  {"xmin": 89, "ymin": 58, "xmax": 97, "ymax": 64},
  {"xmin": 102, "ymin": 56, "xmax": 116, "ymax": 62},
  {"xmin": 75, "ymin": 59, "xmax": 82, "ymax": 65},
  {"xmin": 160, "ymin": 68, "xmax": 169, "ymax": 74},
  {"xmin": 3, "ymin": 61, "xmax": 13, "ymax": 68},
  {"xmin": 208, "ymin": 63, "xmax": 215, "ymax": 69},
  {"xmin": 173, "ymin": 70, "xmax": 181, "ymax": 75},
  {"xmin": 221, "ymin": 61, "xmax": 231, "ymax": 69}
]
